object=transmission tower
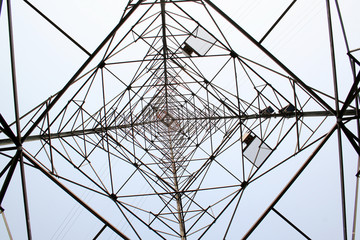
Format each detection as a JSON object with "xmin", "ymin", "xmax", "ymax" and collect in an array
[{"xmin": 1, "ymin": 0, "xmax": 360, "ymax": 239}]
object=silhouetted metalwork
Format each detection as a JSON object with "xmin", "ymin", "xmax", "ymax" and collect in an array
[{"xmin": 0, "ymin": 0, "xmax": 359, "ymax": 239}]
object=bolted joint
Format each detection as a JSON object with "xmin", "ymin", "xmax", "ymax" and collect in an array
[
  {"xmin": 337, "ymin": 117, "xmax": 343, "ymax": 124},
  {"xmin": 230, "ymin": 50, "xmax": 238, "ymax": 58},
  {"xmin": 98, "ymin": 61, "xmax": 106, "ymax": 69},
  {"xmin": 109, "ymin": 193, "xmax": 117, "ymax": 201}
]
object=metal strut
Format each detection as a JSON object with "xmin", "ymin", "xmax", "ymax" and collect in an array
[{"xmin": 0, "ymin": 207, "xmax": 13, "ymax": 240}]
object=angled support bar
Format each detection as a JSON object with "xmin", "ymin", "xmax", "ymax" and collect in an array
[
  {"xmin": 259, "ymin": 0, "xmax": 297, "ymax": 43},
  {"xmin": 21, "ymin": 0, "xmax": 145, "ymax": 142},
  {"xmin": 23, "ymin": 151, "xmax": 130, "ymax": 240},
  {"xmin": 272, "ymin": 207, "xmax": 311, "ymax": 239},
  {"xmin": 93, "ymin": 225, "xmax": 107, "ymax": 240},
  {"xmin": 339, "ymin": 122, "xmax": 360, "ymax": 157},
  {"xmin": 242, "ymin": 124, "xmax": 337, "ymax": 239},
  {"xmin": 0, "ymin": 150, "xmax": 20, "ymax": 206},
  {"xmin": 0, "ymin": 114, "xmax": 19, "ymax": 146},
  {"xmin": 23, "ymin": 0, "xmax": 91, "ymax": 56},
  {"xmin": 339, "ymin": 70, "xmax": 360, "ymax": 117},
  {"xmin": 202, "ymin": 0, "xmax": 336, "ymax": 116}
]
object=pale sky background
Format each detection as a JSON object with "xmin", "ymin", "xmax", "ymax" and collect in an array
[{"xmin": 1, "ymin": 0, "xmax": 360, "ymax": 239}]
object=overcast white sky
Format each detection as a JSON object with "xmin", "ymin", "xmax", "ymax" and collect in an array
[{"xmin": 1, "ymin": 0, "xmax": 360, "ymax": 239}]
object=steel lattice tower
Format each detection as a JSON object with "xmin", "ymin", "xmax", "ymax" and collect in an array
[{"xmin": 1, "ymin": 0, "xmax": 360, "ymax": 239}]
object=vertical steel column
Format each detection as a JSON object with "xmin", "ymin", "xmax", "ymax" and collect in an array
[
  {"xmin": 326, "ymin": 1, "xmax": 348, "ymax": 239},
  {"xmin": 160, "ymin": 0, "xmax": 169, "ymax": 110},
  {"xmin": 6, "ymin": 0, "xmax": 20, "ymax": 139},
  {"xmin": 6, "ymin": 0, "xmax": 32, "ymax": 238},
  {"xmin": 159, "ymin": 1, "xmax": 186, "ymax": 237},
  {"xmin": 169, "ymin": 134, "xmax": 187, "ymax": 240},
  {"xmin": 352, "ymin": 84, "xmax": 360, "ymax": 240},
  {"xmin": 19, "ymin": 152, "xmax": 32, "ymax": 239}
]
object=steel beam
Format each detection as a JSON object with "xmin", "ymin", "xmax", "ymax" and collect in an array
[
  {"xmin": 21, "ymin": 0, "xmax": 145, "ymax": 143},
  {"xmin": 242, "ymin": 124, "xmax": 337, "ymax": 239},
  {"xmin": 23, "ymin": 0, "xmax": 91, "ymax": 56},
  {"xmin": 19, "ymin": 153, "xmax": 32, "ymax": 240},
  {"xmin": 0, "ymin": 110, "xmax": 356, "ymax": 146},
  {"xmin": 0, "ymin": 151, "xmax": 20, "ymax": 206},
  {"xmin": 23, "ymin": 151, "xmax": 130, "ymax": 240},
  {"xmin": 202, "ymin": 0, "xmax": 336, "ymax": 116},
  {"xmin": 259, "ymin": 0, "xmax": 297, "ymax": 44}
]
